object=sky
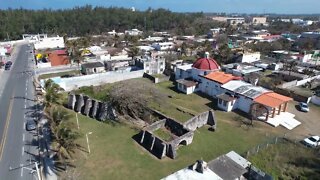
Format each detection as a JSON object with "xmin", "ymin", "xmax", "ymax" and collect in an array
[{"xmin": 0, "ymin": 0, "xmax": 319, "ymax": 14}]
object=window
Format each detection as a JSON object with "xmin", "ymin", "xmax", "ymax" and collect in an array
[
  {"xmin": 218, "ymin": 99, "xmax": 222, "ymax": 104},
  {"xmin": 183, "ymin": 85, "xmax": 186, "ymax": 91},
  {"xmin": 223, "ymin": 100, "xmax": 227, "ymax": 107},
  {"xmin": 231, "ymin": 100, "xmax": 234, "ymax": 106},
  {"xmin": 160, "ymin": 68, "xmax": 164, "ymax": 72}
]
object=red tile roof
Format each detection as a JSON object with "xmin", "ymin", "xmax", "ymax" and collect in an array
[
  {"xmin": 204, "ymin": 71, "xmax": 242, "ymax": 84},
  {"xmin": 254, "ymin": 92, "xmax": 292, "ymax": 108},
  {"xmin": 53, "ymin": 49, "xmax": 67, "ymax": 55}
]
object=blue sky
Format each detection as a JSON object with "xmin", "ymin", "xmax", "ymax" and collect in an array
[{"xmin": 1, "ymin": 0, "xmax": 319, "ymax": 14}]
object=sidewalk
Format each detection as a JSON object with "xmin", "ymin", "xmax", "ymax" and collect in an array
[{"xmin": 39, "ymin": 118, "xmax": 57, "ymax": 180}]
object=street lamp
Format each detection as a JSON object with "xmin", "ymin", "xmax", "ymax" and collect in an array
[{"xmin": 86, "ymin": 132, "xmax": 93, "ymax": 154}]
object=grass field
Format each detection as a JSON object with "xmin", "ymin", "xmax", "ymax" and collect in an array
[
  {"xmin": 39, "ymin": 70, "xmax": 80, "ymax": 79},
  {"xmin": 153, "ymin": 128, "xmax": 174, "ymax": 141},
  {"xmin": 248, "ymin": 140, "xmax": 320, "ymax": 179},
  {"xmin": 61, "ymin": 108, "xmax": 275, "ymax": 180},
  {"xmin": 57, "ymin": 78, "xmax": 290, "ymax": 179}
]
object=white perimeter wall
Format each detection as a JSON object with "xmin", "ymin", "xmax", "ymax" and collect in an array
[{"xmin": 54, "ymin": 70, "xmax": 144, "ymax": 91}]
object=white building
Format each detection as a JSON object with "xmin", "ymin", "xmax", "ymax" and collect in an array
[
  {"xmin": 125, "ymin": 29, "xmax": 143, "ymax": 36},
  {"xmin": 151, "ymin": 42, "xmax": 175, "ymax": 51},
  {"xmin": 252, "ymin": 17, "xmax": 267, "ymax": 25},
  {"xmin": 135, "ymin": 55, "xmax": 165, "ymax": 75},
  {"xmin": 34, "ymin": 36, "xmax": 65, "ymax": 50},
  {"xmin": 240, "ymin": 52, "xmax": 261, "ymax": 63},
  {"xmin": 222, "ymin": 63, "xmax": 263, "ymax": 77},
  {"xmin": 22, "ymin": 34, "xmax": 47, "ymax": 43}
]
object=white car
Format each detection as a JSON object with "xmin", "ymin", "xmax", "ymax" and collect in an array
[
  {"xmin": 299, "ymin": 102, "xmax": 309, "ymax": 112},
  {"xmin": 303, "ymin": 136, "xmax": 320, "ymax": 147}
]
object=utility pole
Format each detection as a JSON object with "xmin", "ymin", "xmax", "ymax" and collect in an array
[{"xmin": 86, "ymin": 132, "xmax": 92, "ymax": 154}]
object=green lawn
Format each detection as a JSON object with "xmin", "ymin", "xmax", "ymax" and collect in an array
[
  {"xmin": 61, "ymin": 108, "xmax": 275, "ymax": 180},
  {"xmin": 59, "ymin": 78, "xmax": 285, "ymax": 179},
  {"xmin": 153, "ymin": 128, "xmax": 174, "ymax": 141},
  {"xmin": 39, "ymin": 70, "xmax": 80, "ymax": 79},
  {"xmin": 248, "ymin": 140, "xmax": 320, "ymax": 179}
]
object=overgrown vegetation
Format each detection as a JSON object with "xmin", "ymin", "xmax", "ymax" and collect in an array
[{"xmin": 248, "ymin": 141, "xmax": 320, "ymax": 179}]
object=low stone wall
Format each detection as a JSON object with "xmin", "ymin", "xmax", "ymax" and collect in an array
[
  {"xmin": 183, "ymin": 110, "xmax": 216, "ymax": 131},
  {"xmin": 67, "ymin": 93, "xmax": 117, "ymax": 121}
]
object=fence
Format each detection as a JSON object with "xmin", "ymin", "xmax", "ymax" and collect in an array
[{"xmin": 245, "ymin": 134, "xmax": 301, "ymax": 158}]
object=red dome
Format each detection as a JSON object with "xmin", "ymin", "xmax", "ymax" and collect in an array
[{"xmin": 192, "ymin": 58, "xmax": 220, "ymax": 70}]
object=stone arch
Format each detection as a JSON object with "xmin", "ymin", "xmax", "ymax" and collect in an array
[
  {"xmin": 179, "ymin": 140, "xmax": 187, "ymax": 146},
  {"xmin": 250, "ymin": 103, "xmax": 269, "ymax": 121}
]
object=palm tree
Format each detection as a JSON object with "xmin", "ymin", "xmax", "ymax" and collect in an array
[
  {"xmin": 47, "ymin": 107, "xmax": 80, "ymax": 170},
  {"xmin": 44, "ymin": 79, "xmax": 62, "ymax": 107}
]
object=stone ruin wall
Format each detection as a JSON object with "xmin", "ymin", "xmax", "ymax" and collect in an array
[
  {"xmin": 137, "ymin": 109, "xmax": 216, "ymax": 159},
  {"xmin": 67, "ymin": 93, "xmax": 117, "ymax": 121}
]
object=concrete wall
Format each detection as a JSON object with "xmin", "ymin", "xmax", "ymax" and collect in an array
[
  {"xmin": 53, "ymin": 69, "xmax": 144, "ymax": 91},
  {"xmin": 311, "ymin": 95, "xmax": 320, "ymax": 105}
]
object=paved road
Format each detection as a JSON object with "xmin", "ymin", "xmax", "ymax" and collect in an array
[{"xmin": 0, "ymin": 44, "xmax": 40, "ymax": 180}]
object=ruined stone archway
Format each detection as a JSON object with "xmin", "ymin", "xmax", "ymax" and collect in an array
[
  {"xmin": 179, "ymin": 140, "xmax": 187, "ymax": 146},
  {"xmin": 250, "ymin": 103, "xmax": 269, "ymax": 121}
]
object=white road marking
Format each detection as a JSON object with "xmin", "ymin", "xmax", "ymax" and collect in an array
[
  {"xmin": 20, "ymin": 164, "xmax": 23, "ymax": 176},
  {"xmin": 24, "ymin": 104, "xmax": 27, "ymax": 109},
  {"xmin": 22, "ymin": 134, "xmax": 25, "ymax": 142},
  {"xmin": 22, "ymin": 146, "xmax": 24, "ymax": 155},
  {"xmin": 23, "ymin": 122, "xmax": 25, "ymax": 128},
  {"xmin": 25, "ymin": 91, "xmax": 27, "ymax": 97}
]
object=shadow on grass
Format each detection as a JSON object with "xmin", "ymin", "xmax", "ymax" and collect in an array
[{"xmin": 131, "ymin": 133, "xmax": 164, "ymax": 160}]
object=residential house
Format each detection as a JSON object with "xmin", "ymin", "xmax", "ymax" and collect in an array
[
  {"xmin": 125, "ymin": 29, "xmax": 143, "ymax": 36},
  {"xmin": 80, "ymin": 62, "xmax": 105, "ymax": 75},
  {"xmin": 34, "ymin": 36, "xmax": 65, "ymax": 50},
  {"xmin": 252, "ymin": 17, "xmax": 267, "ymax": 25},
  {"xmin": 222, "ymin": 63, "xmax": 263, "ymax": 77},
  {"xmin": 47, "ymin": 49, "xmax": 70, "ymax": 66},
  {"xmin": 162, "ymin": 151, "xmax": 272, "ymax": 180},
  {"xmin": 151, "ymin": 42, "xmax": 175, "ymax": 51},
  {"xmin": 135, "ymin": 55, "xmax": 165, "ymax": 75},
  {"xmin": 211, "ymin": 16, "xmax": 245, "ymax": 25}
]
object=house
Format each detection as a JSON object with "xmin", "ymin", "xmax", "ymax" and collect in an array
[
  {"xmin": 47, "ymin": 50, "xmax": 70, "ymax": 66},
  {"xmin": 211, "ymin": 16, "xmax": 245, "ymax": 25},
  {"xmin": 34, "ymin": 36, "xmax": 65, "ymax": 50},
  {"xmin": 217, "ymin": 80, "xmax": 270, "ymax": 113},
  {"xmin": 22, "ymin": 34, "xmax": 47, "ymax": 43},
  {"xmin": 80, "ymin": 62, "xmax": 105, "ymax": 75},
  {"xmin": 200, "ymin": 71, "xmax": 242, "ymax": 97},
  {"xmin": 151, "ymin": 42, "xmax": 175, "ymax": 51},
  {"xmin": 135, "ymin": 55, "xmax": 165, "ymax": 75},
  {"xmin": 125, "ymin": 29, "xmax": 143, "ymax": 36},
  {"xmin": 162, "ymin": 151, "xmax": 272, "ymax": 180},
  {"xmin": 176, "ymin": 79, "xmax": 198, "ymax": 95},
  {"xmin": 175, "ymin": 53, "xmax": 221, "ymax": 94},
  {"xmin": 252, "ymin": 17, "xmax": 267, "ymax": 25},
  {"xmin": 238, "ymin": 52, "xmax": 261, "ymax": 63},
  {"xmin": 222, "ymin": 63, "xmax": 263, "ymax": 77}
]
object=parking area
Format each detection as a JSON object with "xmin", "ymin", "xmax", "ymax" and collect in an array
[{"xmin": 287, "ymin": 101, "xmax": 320, "ymax": 138}]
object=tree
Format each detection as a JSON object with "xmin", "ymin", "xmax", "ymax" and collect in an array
[
  {"xmin": 44, "ymin": 79, "xmax": 62, "ymax": 107},
  {"xmin": 128, "ymin": 46, "xmax": 140, "ymax": 59},
  {"xmin": 47, "ymin": 107, "xmax": 80, "ymax": 170},
  {"xmin": 108, "ymin": 79, "xmax": 166, "ymax": 120}
]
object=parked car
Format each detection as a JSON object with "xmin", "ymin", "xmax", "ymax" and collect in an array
[
  {"xmin": 303, "ymin": 136, "xmax": 320, "ymax": 147},
  {"xmin": 4, "ymin": 62, "xmax": 12, "ymax": 70},
  {"xmin": 26, "ymin": 120, "xmax": 37, "ymax": 131},
  {"xmin": 299, "ymin": 102, "xmax": 309, "ymax": 112}
]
